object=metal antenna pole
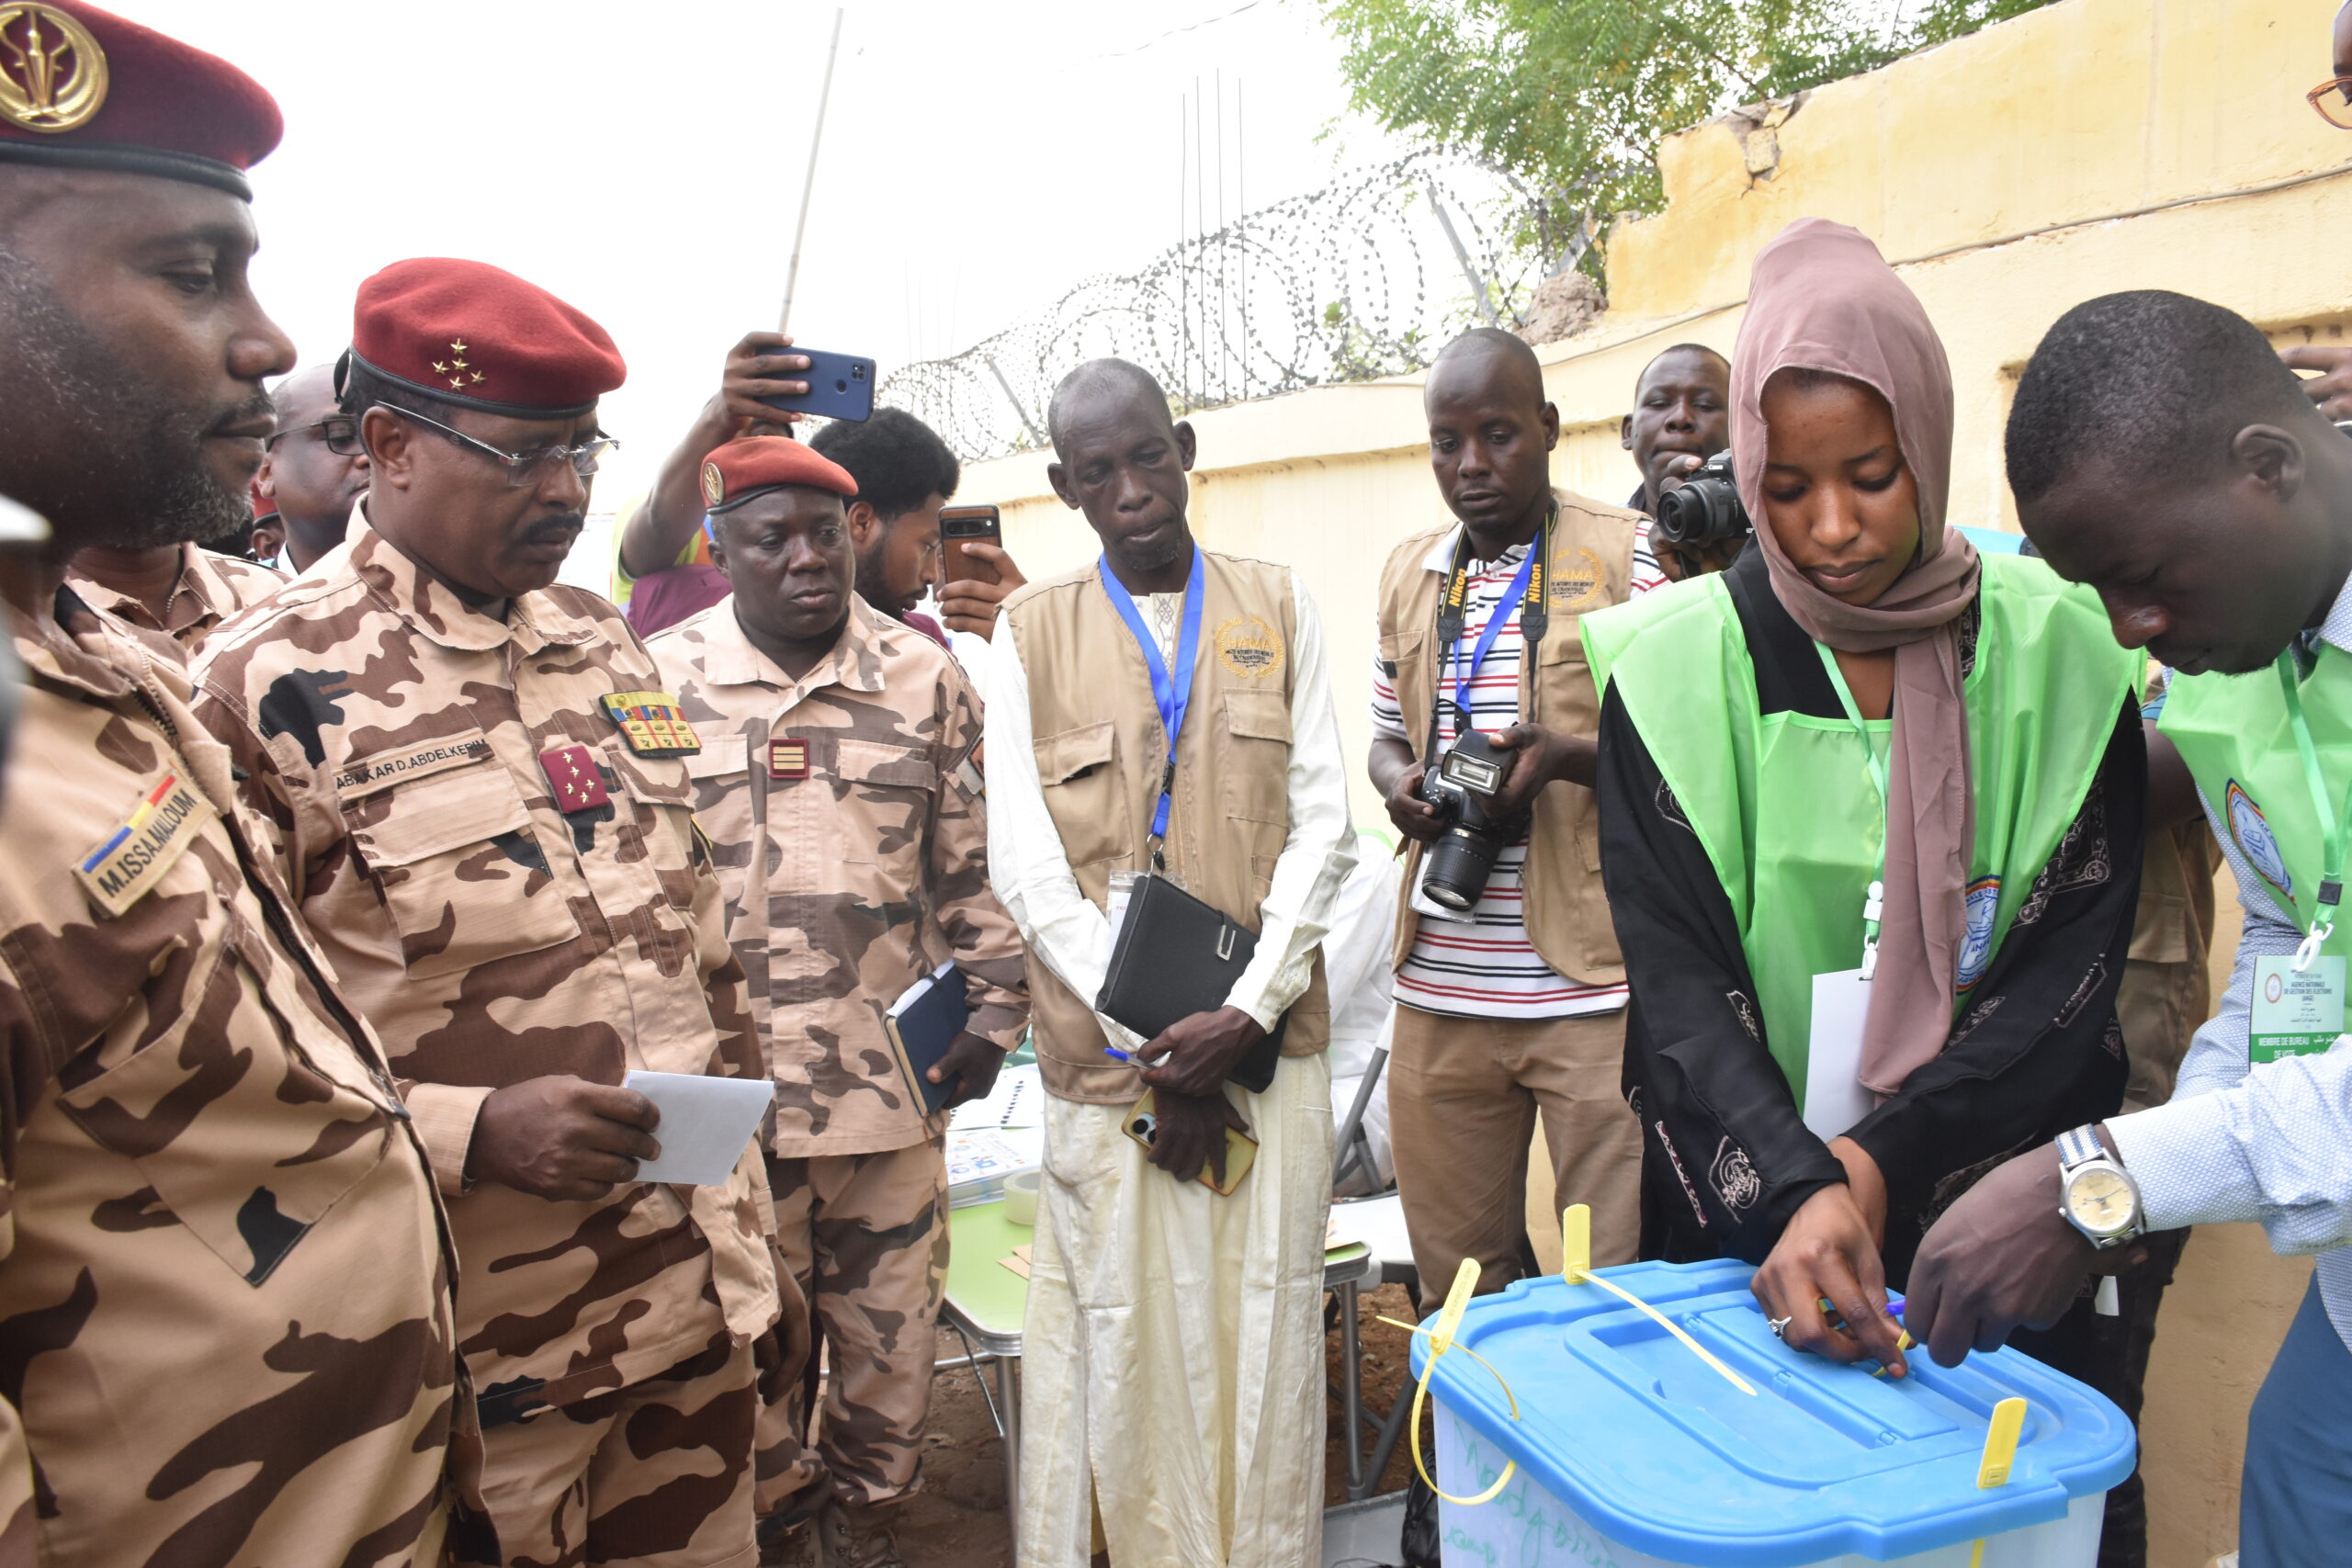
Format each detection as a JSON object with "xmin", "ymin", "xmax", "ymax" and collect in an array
[
  {"xmin": 1429, "ymin": 182, "xmax": 1499, "ymax": 328},
  {"xmin": 778, "ymin": 7, "xmax": 845, "ymax": 334}
]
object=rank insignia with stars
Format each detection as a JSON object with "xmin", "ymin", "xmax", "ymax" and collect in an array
[
  {"xmin": 429, "ymin": 338, "xmax": 485, "ymax": 391},
  {"xmin": 599, "ymin": 691, "xmax": 702, "ymax": 757},
  {"xmin": 537, "ymin": 744, "xmax": 610, "ymax": 815}
]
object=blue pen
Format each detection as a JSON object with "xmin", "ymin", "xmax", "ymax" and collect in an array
[{"xmin": 1102, "ymin": 1046, "xmax": 1135, "ymax": 1062}]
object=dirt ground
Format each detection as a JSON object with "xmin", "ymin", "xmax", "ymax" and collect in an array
[{"xmin": 883, "ymin": 1282, "xmax": 1420, "ymax": 1566}]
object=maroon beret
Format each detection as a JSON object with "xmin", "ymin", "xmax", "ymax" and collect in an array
[
  {"xmin": 702, "ymin": 436, "xmax": 857, "ymax": 513},
  {"xmin": 0, "ymin": 1, "xmax": 280, "ymax": 198},
  {"xmin": 348, "ymin": 257, "xmax": 625, "ymax": 420}
]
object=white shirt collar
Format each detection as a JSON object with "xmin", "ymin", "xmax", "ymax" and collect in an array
[{"xmin": 2320, "ymin": 566, "xmax": 2352, "ymax": 655}]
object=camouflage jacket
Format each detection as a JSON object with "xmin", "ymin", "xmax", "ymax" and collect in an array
[
  {"xmin": 65, "ymin": 542, "xmax": 284, "ymax": 651},
  {"xmin": 0, "ymin": 586, "xmax": 472, "ymax": 1566},
  {"xmin": 191, "ymin": 523, "xmax": 778, "ymax": 1427},
  {"xmin": 652, "ymin": 597, "xmax": 1027, "ymax": 1157}
]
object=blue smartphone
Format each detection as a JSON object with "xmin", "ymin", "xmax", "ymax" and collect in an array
[{"xmin": 757, "ymin": 347, "xmax": 876, "ymax": 423}]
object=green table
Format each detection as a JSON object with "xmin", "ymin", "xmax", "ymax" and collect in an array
[{"xmin": 938, "ymin": 1199, "xmax": 1375, "ymax": 1531}]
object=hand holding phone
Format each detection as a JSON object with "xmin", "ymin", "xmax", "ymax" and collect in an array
[
  {"xmin": 719, "ymin": 332, "xmax": 812, "ymax": 433},
  {"xmin": 755, "ymin": 346, "xmax": 876, "ymax": 423},
  {"xmin": 1125, "ymin": 1089, "xmax": 1256, "ymax": 1194}
]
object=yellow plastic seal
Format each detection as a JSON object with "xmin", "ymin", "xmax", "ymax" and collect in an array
[{"xmin": 1378, "ymin": 1258, "xmax": 1522, "ymax": 1506}]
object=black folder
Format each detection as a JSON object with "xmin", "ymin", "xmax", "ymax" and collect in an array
[{"xmin": 1095, "ymin": 874, "xmax": 1286, "ymax": 1093}]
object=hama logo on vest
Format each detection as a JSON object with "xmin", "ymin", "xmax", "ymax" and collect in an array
[
  {"xmin": 2226, "ymin": 781, "xmax": 2294, "ymax": 901},
  {"xmin": 1549, "ymin": 546, "xmax": 1608, "ymax": 612},
  {"xmin": 1215, "ymin": 615, "xmax": 1285, "ymax": 679}
]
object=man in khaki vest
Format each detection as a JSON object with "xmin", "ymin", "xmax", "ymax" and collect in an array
[
  {"xmin": 1369, "ymin": 329, "xmax": 1658, "ymax": 1310},
  {"xmin": 983, "ymin": 358, "xmax": 1356, "ymax": 1568}
]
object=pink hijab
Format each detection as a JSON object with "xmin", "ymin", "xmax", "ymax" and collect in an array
[{"xmin": 1730, "ymin": 219, "xmax": 1981, "ymax": 1098}]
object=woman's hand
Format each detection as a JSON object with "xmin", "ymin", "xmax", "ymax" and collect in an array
[
  {"xmin": 1751, "ymin": 1181, "xmax": 1909, "ymax": 1375},
  {"xmin": 1828, "ymin": 1134, "xmax": 1888, "ymax": 1249}
]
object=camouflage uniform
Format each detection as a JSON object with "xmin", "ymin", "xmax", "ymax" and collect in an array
[
  {"xmin": 193, "ymin": 523, "xmax": 780, "ymax": 1566},
  {"xmin": 652, "ymin": 596, "xmax": 1026, "ymax": 1521},
  {"xmin": 0, "ymin": 586, "xmax": 475, "ymax": 1566},
  {"xmin": 65, "ymin": 541, "xmax": 284, "ymax": 651}
]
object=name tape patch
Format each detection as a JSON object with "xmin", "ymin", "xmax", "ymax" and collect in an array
[
  {"xmin": 334, "ymin": 734, "xmax": 493, "ymax": 796},
  {"xmin": 75, "ymin": 773, "xmax": 217, "ymax": 917}
]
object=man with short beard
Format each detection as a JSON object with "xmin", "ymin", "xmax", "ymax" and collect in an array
[
  {"xmin": 195, "ymin": 257, "xmax": 781, "ymax": 1567},
  {"xmin": 0, "ymin": 3, "xmax": 476, "ymax": 1562},
  {"xmin": 254, "ymin": 362, "xmax": 369, "ymax": 572}
]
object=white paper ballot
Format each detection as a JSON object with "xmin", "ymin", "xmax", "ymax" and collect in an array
[
  {"xmin": 623, "ymin": 1071, "xmax": 774, "ymax": 1186},
  {"xmin": 1803, "ymin": 968, "xmax": 1876, "ymax": 1143}
]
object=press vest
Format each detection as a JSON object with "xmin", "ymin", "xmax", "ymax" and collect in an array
[
  {"xmin": 1585, "ymin": 555, "xmax": 2134, "ymax": 1103},
  {"xmin": 2163, "ymin": 639, "xmax": 2352, "ymax": 957},
  {"xmin": 1373, "ymin": 488, "xmax": 1638, "ymax": 984},
  {"xmin": 1003, "ymin": 547, "xmax": 1331, "ymax": 1103}
]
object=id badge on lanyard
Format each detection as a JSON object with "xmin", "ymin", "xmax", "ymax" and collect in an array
[
  {"xmin": 1098, "ymin": 548, "xmax": 1206, "ymax": 873},
  {"xmin": 1802, "ymin": 643, "xmax": 1891, "ymax": 1134},
  {"xmin": 2252, "ymin": 651, "xmax": 2352, "ymax": 1060}
]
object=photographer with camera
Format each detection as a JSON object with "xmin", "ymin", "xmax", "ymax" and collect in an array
[
  {"xmin": 1621, "ymin": 343, "xmax": 1743, "ymax": 581},
  {"xmin": 1368, "ymin": 329, "xmax": 1661, "ymax": 1317},
  {"xmin": 1584, "ymin": 220, "xmax": 2145, "ymax": 1400}
]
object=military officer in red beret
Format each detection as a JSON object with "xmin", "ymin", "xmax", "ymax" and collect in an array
[
  {"xmin": 650, "ymin": 438, "xmax": 1028, "ymax": 1567},
  {"xmin": 194, "ymin": 257, "xmax": 783, "ymax": 1568},
  {"xmin": 0, "ymin": 4, "xmax": 481, "ymax": 1564}
]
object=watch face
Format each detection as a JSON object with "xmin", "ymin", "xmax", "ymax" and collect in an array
[{"xmin": 2066, "ymin": 1166, "xmax": 2134, "ymax": 1235}]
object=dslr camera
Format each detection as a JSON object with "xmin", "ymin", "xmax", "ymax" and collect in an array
[
  {"xmin": 1416, "ymin": 729, "xmax": 1527, "ymax": 912},
  {"xmin": 1651, "ymin": 448, "xmax": 1751, "ymax": 552}
]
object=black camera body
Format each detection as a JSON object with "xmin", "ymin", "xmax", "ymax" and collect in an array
[
  {"xmin": 1651, "ymin": 447, "xmax": 1752, "ymax": 551},
  {"xmin": 1415, "ymin": 729, "xmax": 1526, "ymax": 912}
]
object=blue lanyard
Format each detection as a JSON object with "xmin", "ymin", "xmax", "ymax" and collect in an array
[
  {"xmin": 1098, "ymin": 547, "xmax": 1206, "ymax": 850},
  {"xmin": 1449, "ymin": 542, "xmax": 1540, "ymax": 726}
]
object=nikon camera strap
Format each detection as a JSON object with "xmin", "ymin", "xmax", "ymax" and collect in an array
[{"xmin": 1423, "ymin": 502, "xmax": 1555, "ymax": 759}]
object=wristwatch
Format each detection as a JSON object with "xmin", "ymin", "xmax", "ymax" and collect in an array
[{"xmin": 2055, "ymin": 1124, "xmax": 2143, "ymax": 1248}]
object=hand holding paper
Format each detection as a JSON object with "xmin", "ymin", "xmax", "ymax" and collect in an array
[{"xmin": 622, "ymin": 1071, "xmax": 775, "ymax": 1186}]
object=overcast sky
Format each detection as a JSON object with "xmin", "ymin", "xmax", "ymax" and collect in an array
[{"xmin": 133, "ymin": 0, "xmax": 1404, "ymax": 511}]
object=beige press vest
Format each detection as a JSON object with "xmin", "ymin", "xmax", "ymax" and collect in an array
[
  {"xmin": 1004, "ymin": 547, "xmax": 1331, "ymax": 1103},
  {"xmin": 1373, "ymin": 487, "xmax": 1636, "ymax": 987}
]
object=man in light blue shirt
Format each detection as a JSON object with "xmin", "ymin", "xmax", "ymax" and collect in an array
[{"xmin": 1905, "ymin": 288, "xmax": 2352, "ymax": 1567}]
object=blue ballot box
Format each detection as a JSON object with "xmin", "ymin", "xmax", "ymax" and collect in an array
[{"xmin": 1408, "ymin": 1258, "xmax": 2135, "ymax": 1568}]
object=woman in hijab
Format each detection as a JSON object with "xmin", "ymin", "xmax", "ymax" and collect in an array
[{"xmin": 1584, "ymin": 220, "xmax": 2143, "ymax": 1375}]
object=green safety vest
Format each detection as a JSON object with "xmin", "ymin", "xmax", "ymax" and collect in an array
[
  {"xmin": 1585, "ymin": 557, "xmax": 2135, "ymax": 1105},
  {"xmin": 2162, "ymin": 640, "xmax": 2352, "ymax": 955}
]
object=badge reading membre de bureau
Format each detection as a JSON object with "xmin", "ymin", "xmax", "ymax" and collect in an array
[{"xmin": 74, "ymin": 771, "xmax": 218, "ymax": 918}]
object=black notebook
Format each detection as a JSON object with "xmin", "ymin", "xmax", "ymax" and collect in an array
[
  {"xmin": 1095, "ymin": 874, "xmax": 1286, "ymax": 1093},
  {"xmin": 887, "ymin": 960, "xmax": 972, "ymax": 1117}
]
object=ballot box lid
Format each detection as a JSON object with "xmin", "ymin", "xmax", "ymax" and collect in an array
[{"xmin": 1408, "ymin": 1258, "xmax": 2136, "ymax": 1567}]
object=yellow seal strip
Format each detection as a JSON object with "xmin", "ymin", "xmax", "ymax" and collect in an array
[
  {"xmin": 1967, "ymin": 1395, "xmax": 2030, "ymax": 1567},
  {"xmin": 1375, "ymin": 1258, "xmax": 1521, "ymax": 1505},
  {"xmin": 1561, "ymin": 1205, "xmax": 1758, "ymax": 1397}
]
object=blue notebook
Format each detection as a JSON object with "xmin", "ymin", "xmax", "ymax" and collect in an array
[{"xmin": 888, "ymin": 960, "xmax": 972, "ymax": 1117}]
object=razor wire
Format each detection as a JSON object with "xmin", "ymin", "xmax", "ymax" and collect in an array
[{"xmin": 878, "ymin": 152, "xmax": 1580, "ymax": 461}]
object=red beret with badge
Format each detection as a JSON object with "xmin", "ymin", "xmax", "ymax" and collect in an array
[
  {"xmin": 346, "ymin": 257, "xmax": 626, "ymax": 420},
  {"xmin": 701, "ymin": 435, "xmax": 857, "ymax": 514},
  {"xmin": 0, "ymin": 1, "xmax": 282, "ymax": 197}
]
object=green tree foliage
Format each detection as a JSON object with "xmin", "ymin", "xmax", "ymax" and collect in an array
[{"xmin": 1321, "ymin": 0, "xmax": 2061, "ymax": 276}]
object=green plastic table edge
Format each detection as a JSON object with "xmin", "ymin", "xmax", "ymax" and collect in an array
[{"xmin": 944, "ymin": 1201, "xmax": 1374, "ymax": 1342}]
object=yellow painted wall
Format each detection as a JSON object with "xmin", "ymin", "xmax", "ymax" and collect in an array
[{"xmin": 960, "ymin": 6, "xmax": 2341, "ymax": 1557}]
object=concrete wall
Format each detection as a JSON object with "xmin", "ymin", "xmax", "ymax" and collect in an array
[{"xmin": 958, "ymin": 6, "xmax": 2341, "ymax": 1559}]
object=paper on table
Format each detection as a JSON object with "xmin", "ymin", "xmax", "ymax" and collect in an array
[
  {"xmin": 949, "ymin": 1062, "xmax": 1041, "ymax": 1131},
  {"xmin": 623, "ymin": 1071, "xmax": 774, "ymax": 1186},
  {"xmin": 1803, "ymin": 968, "xmax": 1875, "ymax": 1143}
]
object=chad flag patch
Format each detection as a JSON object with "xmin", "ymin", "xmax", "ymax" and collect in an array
[
  {"xmin": 600, "ymin": 691, "xmax": 702, "ymax": 758},
  {"xmin": 76, "ymin": 772, "xmax": 217, "ymax": 917}
]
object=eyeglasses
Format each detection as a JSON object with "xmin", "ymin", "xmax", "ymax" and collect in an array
[
  {"xmin": 265, "ymin": 415, "xmax": 358, "ymax": 451},
  {"xmin": 330, "ymin": 407, "xmax": 616, "ymax": 486},
  {"xmin": 2309, "ymin": 75, "xmax": 2352, "ymax": 129}
]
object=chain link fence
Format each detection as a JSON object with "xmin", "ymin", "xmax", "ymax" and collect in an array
[{"xmin": 878, "ymin": 152, "xmax": 1577, "ymax": 461}]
